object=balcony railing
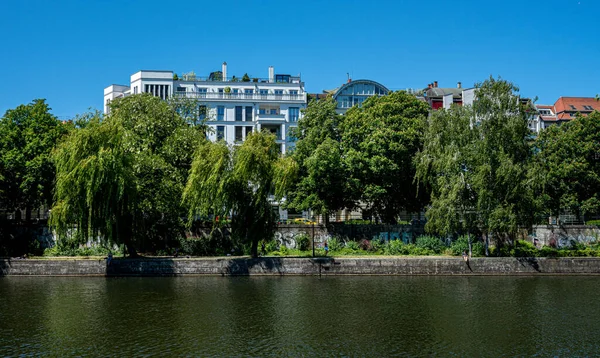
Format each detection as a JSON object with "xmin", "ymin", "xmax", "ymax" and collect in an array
[
  {"xmin": 257, "ymin": 113, "xmax": 286, "ymax": 121},
  {"xmin": 176, "ymin": 76, "xmax": 302, "ymax": 84},
  {"xmin": 173, "ymin": 92, "xmax": 306, "ymax": 102}
]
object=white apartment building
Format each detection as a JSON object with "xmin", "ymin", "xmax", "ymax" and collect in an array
[{"xmin": 104, "ymin": 63, "xmax": 307, "ymax": 153}]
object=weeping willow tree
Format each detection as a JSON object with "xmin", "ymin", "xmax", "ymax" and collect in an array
[
  {"xmin": 51, "ymin": 94, "xmax": 205, "ymax": 255},
  {"xmin": 183, "ymin": 131, "xmax": 297, "ymax": 257},
  {"xmin": 51, "ymin": 117, "xmax": 137, "ymax": 254}
]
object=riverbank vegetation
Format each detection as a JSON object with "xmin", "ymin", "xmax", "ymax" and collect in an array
[{"xmin": 2, "ymin": 77, "xmax": 600, "ymax": 258}]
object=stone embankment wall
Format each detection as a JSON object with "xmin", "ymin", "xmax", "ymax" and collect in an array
[{"xmin": 2, "ymin": 257, "xmax": 600, "ymax": 276}]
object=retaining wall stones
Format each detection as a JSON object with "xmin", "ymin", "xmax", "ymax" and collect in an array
[{"xmin": 3, "ymin": 257, "xmax": 600, "ymax": 277}]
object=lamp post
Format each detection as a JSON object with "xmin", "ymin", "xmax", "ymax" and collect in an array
[{"xmin": 312, "ymin": 216, "xmax": 316, "ymax": 257}]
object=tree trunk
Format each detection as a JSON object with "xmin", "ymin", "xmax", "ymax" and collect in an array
[
  {"xmin": 250, "ymin": 238, "xmax": 258, "ymax": 258},
  {"xmin": 485, "ymin": 233, "xmax": 490, "ymax": 256}
]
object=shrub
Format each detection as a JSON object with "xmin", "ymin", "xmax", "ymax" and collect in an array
[
  {"xmin": 345, "ymin": 241, "xmax": 360, "ymax": 251},
  {"xmin": 328, "ymin": 237, "xmax": 344, "ymax": 251},
  {"xmin": 295, "ymin": 234, "xmax": 310, "ymax": 251},
  {"xmin": 450, "ymin": 235, "xmax": 485, "ymax": 257},
  {"xmin": 511, "ymin": 240, "xmax": 539, "ymax": 257},
  {"xmin": 383, "ymin": 240, "xmax": 405, "ymax": 255},
  {"xmin": 415, "ymin": 235, "xmax": 445, "ymax": 254},
  {"xmin": 586, "ymin": 220, "xmax": 600, "ymax": 226}
]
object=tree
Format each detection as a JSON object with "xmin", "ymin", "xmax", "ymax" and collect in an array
[
  {"xmin": 415, "ymin": 105, "xmax": 479, "ymax": 240},
  {"xmin": 342, "ymin": 91, "xmax": 430, "ymax": 223},
  {"xmin": 0, "ymin": 99, "xmax": 70, "ymax": 218},
  {"xmin": 532, "ymin": 111, "xmax": 600, "ymax": 222},
  {"xmin": 417, "ymin": 77, "xmax": 534, "ymax": 252},
  {"xmin": 286, "ymin": 97, "xmax": 354, "ymax": 222},
  {"xmin": 0, "ymin": 99, "xmax": 70, "ymax": 255},
  {"xmin": 183, "ymin": 131, "xmax": 296, "ymax": 257},
  {"xmin": 51, "ymin": 94, "xmax": 205, "ymax": 255}
]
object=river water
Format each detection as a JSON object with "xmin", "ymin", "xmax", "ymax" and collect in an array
[{"xmin": 1, "ymin": 276, "xmax": 599, "ymax": 357}]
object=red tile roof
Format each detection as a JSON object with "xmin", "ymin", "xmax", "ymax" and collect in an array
[{"xmin": 554, "ymin": 97, "xmax": 598, "ymax": 114}]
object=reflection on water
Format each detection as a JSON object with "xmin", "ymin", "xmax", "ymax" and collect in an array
[{"xmin": 1, "ymin": 276, "xmax": 599, "ymax": 357}]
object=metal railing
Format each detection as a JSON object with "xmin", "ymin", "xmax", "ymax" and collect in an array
[
  {"xmin": 174, "ymin": 92, "xmax": 306, "ymax": 102},
  {"xmin": 177, "ymin": 76, "xmax": 302, "ymax": 84}
]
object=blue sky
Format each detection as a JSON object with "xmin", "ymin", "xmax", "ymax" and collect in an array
[{"xmin": 0, "ymin": 0, "xmax": 598, "ymax": 118}]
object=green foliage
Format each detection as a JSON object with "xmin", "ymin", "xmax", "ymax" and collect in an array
[
  {"xmin": 533, "ymin": 111, "xmax": 600, "ymax": 220},
  {"xmin": 417, "ymin": 77, "xmax": 535, "ymax": 239},
  {"xmin": 44, "ymin": 242, "xmax": 116, "ymax": 257},
  {"xmin": 183, "ymin": 131, "xmax": 297, "ymax": 257},
  {"xmin": 286, "ymin": 97, "xmax": 354, "ymax": 220},
  {"xmin": 342, "ymin": 91, "xmax": 431, "ymax": 223},
  {"xmin": 0, "ymin": 99, "xmax": 70, "ymax": 215},
  {"xmin": 242, "ymin": 73, "xmax": 251, "ymax": 82},
  {"xmin": 345, "ymin": 240, "xmax": 360, "ymax": 251},
  {"xmin": 449, "ymin": 235, "xmax": 485, "ymax": 257},
  {"xmin": 296, "ymin": 233, "xmax": 310, "ymax": 251},
  {"xmin": 415, "ymin": 235, "xmax": 445, "ymax": 253},
  {"xmin": 51, "ymin": 94, "xmax": 204, "ymax": 255},
  {"xmin": 382, "ymin": 240, "xmax": 435, "ymax": 256},
  {"xmin": 586, "ymin": 220, "xmax": 600, "ymax": 226},
  {"xmin": 327, "ymin": 237, "xmax": 344, "ymax": 251}
]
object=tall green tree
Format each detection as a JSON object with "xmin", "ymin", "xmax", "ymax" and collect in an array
[
  {"xmin": 417, "ymin": 77, "xmax": 535, "ymax": 251},
  {"xmin": 532, "ymin": 111, "xmax": 600, "ymax": 222},
  {"xmin": 51, "ymin": 94, "xmax": 205, "ymax": 255},
  {"xmin": 415, "ymin": 105, "xmax": 479, "ymax": 239},
  {"xmin": 0, "ymin": 99, "xmax": 69, "ymax": 219},
  {"xmin": 342, "ymin": 91, "xmax": 430, "ymax": 223},
  {"xmin": 183, "ymin": 131, "xmax": 296, "ymax": 257},
  {"xmin": 286, "ymin": 97, "xmax": 354, "ymax": 221}
]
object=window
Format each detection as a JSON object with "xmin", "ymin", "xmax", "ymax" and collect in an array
[
  {"xmin": 245, "ymin": 126, "xmax": 252, "ymax": 139},
  {"xmin": 177, "ymin": 87, "xmax": 186, "ymax": 92},
  {"xmin": 275, "ymin": 74, "xmax": 290, "ymax": 83},
  {"xmin": 235, "ymin": 106, "xmax": 243, "ymax": 121},
  {"xmin": 289, "ymin": 90, "xmax": 298, "ymax": 99},
  {"xmin": 259, "ymin": 89, "xmax": 268, "ymax": 98},
  {"xmin": 583, "ymin": 105, "xmax": 594, "ymax": 110},
  {"xmin": 134, "ymin": 86, "xmax": 138, "ymax": 94},
  {"xmin": 198, "ymin": 105, "xmax": 206, "ymax": 121},
  {"xmin": 274, "ymin": 90, "xmax": 283, "ymax": 99},
  {"xmin": 233, "ymin": 88, "xmax": 239, "ymax": 95},
  {"xmin": 245, "ymin": 106, "xmax": 253, "ymax": 121},
  {"xmin": 270, "ymin": 108, "xmax": 278, "ymax": 115},
  {"xmin": 217, "ymin": 106, "xmax": 224, "ymax": 121},
  {"xmin": 244, "ymin": 89, "xmax": 254, "ymax": 98},
  {"xmin": 235, "ymin": 126, "xmax": 243, "ymax": 142},
  {"xmin": 216, "ymin": 126, "xmax": 225, "ymax": 140},
  {"xmin": 570, "ymin": 105, "xmax": 577, "ymax": 110},
  {"xmin": 197, "ymin": 88, "xmax": 207, "ymax": 98},
  {"xmin": 198, "ymin": 105, "xmax": 207, "ymax": 121},
  {"xmin": 289, "ymin": 107, "xmax": 299, "ymax": 122}
]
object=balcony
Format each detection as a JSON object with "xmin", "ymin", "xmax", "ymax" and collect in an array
[
  {"xmin": 173, "ymin": 92, "xmax": 306, "ymax": 103},
  {"xmin": 257, "ymin": 112, "xmax": 286, "ymax": 122},
  {"xmin": 177, "ymin": 76, "xmax": 302, "ymax": 84}
]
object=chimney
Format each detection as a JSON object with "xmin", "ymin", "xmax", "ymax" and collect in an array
[
  {"xmin": 457, "ymin": 82, "xmax": 462, "ymax": 89},
  {"xmin": 434, "ymin": 81, "xmax": 438, "ymax": 88},
  {"xmin": 268, "ymin": 66, "xmax": 274, "ymax": 83},
  {"xmin": 222, "ymin": 62, "xmax": 227, "ymax": 81}
]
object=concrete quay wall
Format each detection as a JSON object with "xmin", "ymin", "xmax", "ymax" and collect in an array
[{"xmin": 3, "ymin": 257, "xmax": 600, "ymax": 276}]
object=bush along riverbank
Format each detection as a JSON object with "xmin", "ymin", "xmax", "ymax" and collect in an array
[
  {"xmin": 263, "ymin": 235, "xmax": 600, "ymax": 258},
  {"xmin": 35, "ymin": 234, "xmax": 600, "ymax": 259}
]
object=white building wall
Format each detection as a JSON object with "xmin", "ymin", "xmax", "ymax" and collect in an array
[{"xmin": 104, "ymin": 66, "xmax": 306, "ymax": 152}]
